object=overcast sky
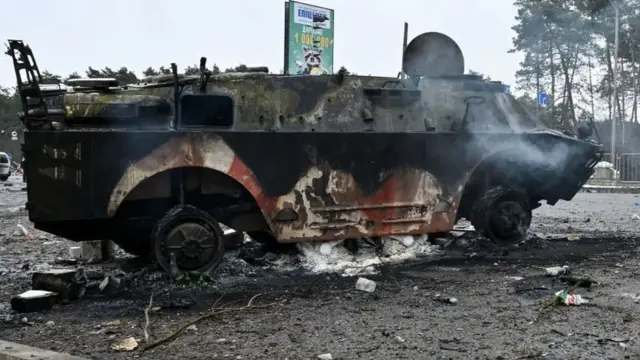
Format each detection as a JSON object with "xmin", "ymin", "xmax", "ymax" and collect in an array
[{"xmin": 0, "ymin": 0, "xmax": 522, "ymax": 91}]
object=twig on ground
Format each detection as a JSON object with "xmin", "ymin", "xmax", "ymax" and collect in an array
[
  {"xmin": 375, "ymin": 255, "xmax": 401, "ymax": 293},
  {"xmin": 356, "ymin": 343, "xmax": 382, "ymax": 354},
  {"xmin": 351, "ymin": 263, "xmax": 379, "ymax": 276},
  {"xmin": 143, "ymin": 292, "xmax": 154, "ymax": 343},
  {"xmin": 209, "ymin": 294, "xmax": 225, "ymax": 310},
  {"xmin": 560, "ymin": 276, "xmax": 599, "ymax": 287},
  {"xmin": 140, "ymin": 293, "xmax": 274, "ymax": 352}
]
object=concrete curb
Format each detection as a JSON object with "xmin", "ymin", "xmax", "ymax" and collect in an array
[
  {"xmin": 580, "ymin": 186, "xmax": 640, "ymax": 194},
  {"xmin": 0, "ymin": 340, "xmax": 89, "ymax": 360}
]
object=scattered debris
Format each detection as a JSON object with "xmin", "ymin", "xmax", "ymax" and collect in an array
[
  {"xmin": 567, "ymin": 235, "xmax": 580, "ymax": 241},
  {"xmin": 297, "ymin": 235, "xmax": 437, "ymax": 276},
  {"xmin": 16, "ymin": 224, "xmax": 34, "ymax": 240},
  {"xmin": 175, "ymin": 271, "xmax": 214, "ymax": 286},
  {"xmin": 428, "ymin": 236, "xmax": 453, "ymax": 247},
  {"xmin": 434, "ymin": 294, "xmax": 458, "ymax": 305},
  {"xmin": 11, "ymin": 290, "xmax": 58, "ymax": 313},
  {"xmin": 620, "ymin": 293, "xmax": 640, "ymax": 303},
  {"xmin": 141, "ymin": 293, "xmax": 274, "ymax": 351},
  {"xmin": 389, "ymin": 235, "xmax": 414, "ymax": 247},
  {"xmin": 632, "ymin": 214, "xmax": 640, "ymax": 220},
  {"xmin": 439, "ymin": 342, "xmax": 467, "ymax": 353},
  {"xmin": 99, "ymin": 276, "xmax": 121, "ymax": 292},
  {"xmin": 355, "ymin": 277, "xmax": 376, "ymax": 293},
  {"xmin": 559, "ymin": 276, "xmax": 598, "ymax": 288},
  {"xmin": 81, "ymin": 241, "xmax": 103, "ymax": 261},
  {"xmin": 317, "ymin": 354, "xmax": 333, "ymax": 360},
  {"xmin": 319, "ymin": 241, "xmax": 342, "ymax": 255},
  {"xmin": 223, "ymin": 228, "xmax": 244, "ymax": 249},
  {"xmin": 68, "ymin": 246, "xmax": 82, "ymax": 259},
  {"xmin": 544, "ymin": 265, "xmax": 570, "ymax": 276},
  {"xmin": 53, "ymin": 257, "xmax": 79, "ymax": 266},
  {"xmin": 32, "ymin": 268, "xmax": 87, "ymax": 302},
  {"xmin": 186, "ymin": 324, "xmax": 197, "ymax": 331},
  {"xmin": 555, "ymin": 290, "xmax": 588, "ymax": 305},
  {"xmin": 112, "ymin": 337, "xmax": 139, "ymax": 352},
  {"xmin": 46, "ymin": 320, "xmax": 55, "ymax": 326},
  {"xmin": 597, "ymin": 337, "xmax": 633, "ymax": 347}
]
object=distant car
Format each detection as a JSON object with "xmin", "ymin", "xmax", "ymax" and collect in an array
[{"xmin": 0, "ymin": 152, "xmax": 11, "ymax": 181}]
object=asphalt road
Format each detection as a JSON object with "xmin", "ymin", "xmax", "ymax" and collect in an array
[{"xmin": 1, "ymin": 181, "xmax": 640, "ymax": 360}]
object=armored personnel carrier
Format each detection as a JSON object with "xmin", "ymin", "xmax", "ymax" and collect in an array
[{"xmin": 6, "ymin": 32, "xmax": 601, "ymax": 274}]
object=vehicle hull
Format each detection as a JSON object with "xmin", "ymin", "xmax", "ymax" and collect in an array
[{"xmin": 23, "ymin": 129, "xmax": 599, "ymax": 243}]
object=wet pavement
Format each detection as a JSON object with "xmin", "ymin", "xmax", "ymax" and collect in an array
[{"xmin": 1, "ymin": 177, "xmax": 640, "ymax": 360}]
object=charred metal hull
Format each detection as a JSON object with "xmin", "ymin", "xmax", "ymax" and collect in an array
[{"xmin": 23, "ymin": 129, "xmax": 599, "ymax": 243}]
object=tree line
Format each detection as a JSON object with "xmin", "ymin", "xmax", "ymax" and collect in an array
[{"xmin": 510, "ymin": 0, "xmax": 640, "ymax": 149}]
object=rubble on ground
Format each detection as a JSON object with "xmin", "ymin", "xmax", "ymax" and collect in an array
[
  {"xmin": 32, "ymin": 268, "xmax": 87, "ymax": 302},
  {"xmin": 10, "ymin": 290, "xmax": 58, "ymax": 313}
]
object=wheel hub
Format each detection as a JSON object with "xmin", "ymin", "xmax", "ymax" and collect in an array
[
  {"xmin": 162, "ymin": 222, "xmax": 219, "ymax": 271},
  {"xmin": 182, "ymin": 239, "xmax": 203, "ymax": 257},
  {"xmin": 489, "ymin": 201, "xmax": 525, "ymax": 240}
]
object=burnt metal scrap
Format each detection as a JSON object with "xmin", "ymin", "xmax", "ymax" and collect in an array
[{"xmin": 5, "ymin": 32, "xmax": 601, "ymax": 275}]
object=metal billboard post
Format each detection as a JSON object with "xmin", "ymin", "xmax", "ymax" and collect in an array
[{"xmin": 610, "ymin": 0, "xmax": 620, "ymax": 170}]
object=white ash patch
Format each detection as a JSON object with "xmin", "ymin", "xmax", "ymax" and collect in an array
[{"xmin": 295, "ymin": 235, "xmax": 439, "ymax": 276}]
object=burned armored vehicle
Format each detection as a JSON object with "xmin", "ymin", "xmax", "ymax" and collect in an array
[{"xmin": 6, "ymin": 32, "xmax": 601, "ymax": 274}]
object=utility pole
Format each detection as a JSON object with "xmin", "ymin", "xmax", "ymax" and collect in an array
[
  {"xmin": 610, "ymin": 0, "xmax": 620, "ymax": 169},
  {"xmin": 536, "ymin": 49, "xmax": 541, "ymax": 116}
]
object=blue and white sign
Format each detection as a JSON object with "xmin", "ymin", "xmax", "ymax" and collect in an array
[
  {"xmin": 503, "ymin": 85, "xmax": 510, "ymax": 94},
  {"xmin": 537, "ymin": 91, "xmax": 548, "ymax": 106},
  {"xmin": 293, "ymin": 2, "xmax": 332, "ymax": 29}
]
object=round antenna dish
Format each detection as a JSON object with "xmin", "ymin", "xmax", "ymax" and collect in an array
[{"xmin": 402, "ymin": 32, "xmax": 464, "ymax": 78}]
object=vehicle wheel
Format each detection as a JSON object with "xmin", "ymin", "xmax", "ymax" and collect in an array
[
  {"xmin": 470, "ymin": 186, "xmax": 531, "ymax": 246},
  {"xmin": 0, "ymin": 176, "xmax": 8, "ymax": 182},
  {"xmin": 113, "ymin": 227, "xmax": 152, "ymax": 258},
  {"xmin": 151, "ymin": 205, "xmax": 226, "ymax": 274}
]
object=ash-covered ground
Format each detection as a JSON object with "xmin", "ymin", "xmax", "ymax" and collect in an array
[{"xmin": 1, "ymin": 175, "xmax": 640, "ymax": 360}]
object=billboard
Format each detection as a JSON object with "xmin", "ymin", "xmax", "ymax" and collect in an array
[{"xmin": 284, "ymin": 1, "xmax": 334, "ymax": 75}]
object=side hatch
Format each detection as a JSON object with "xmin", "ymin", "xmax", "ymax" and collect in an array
[{"xmin": 23, "ymin": 134, "xmax": 93, "ymax": 222}]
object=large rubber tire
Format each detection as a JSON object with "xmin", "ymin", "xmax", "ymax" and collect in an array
[
  {"xmin": 151, "ymin": 205, "xmax": 226, "ymax": 274},
  {"xmin": 470, "ymin": 186, "xmax": 532, "ymax": 246}
]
